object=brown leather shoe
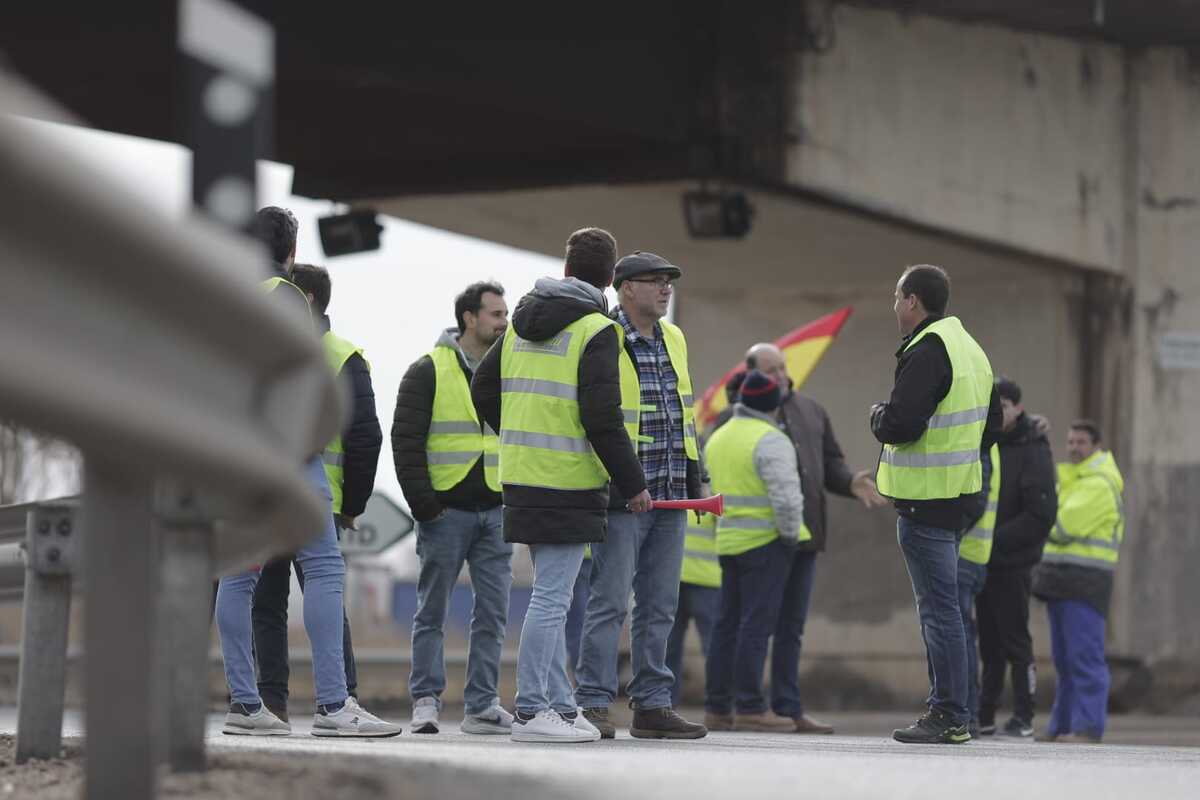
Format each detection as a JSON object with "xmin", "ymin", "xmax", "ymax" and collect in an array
[
  {"xmin": 732, "ymin": 712, "xmax": 796, "ymax": 733},
  {"xmin": 792, "ymin": 713, "xmax": 834, "ymax": 734},
  {"xmin": 630, "ymin": 707, "xmax": 707, "ymax": 740},
  {"xmin": 704, "ymin": 711, "xmax": 734, "ymax": 731}
]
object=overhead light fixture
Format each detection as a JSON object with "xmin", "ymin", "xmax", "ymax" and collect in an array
[
  {"xmin": 682, "ymin": 189, "xmax": 753, "ymax": 239},
  {"xmin": 318, "ymin": 209, "xmax": 384, "ymax": 256}
]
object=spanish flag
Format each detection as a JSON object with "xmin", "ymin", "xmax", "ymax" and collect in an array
[{"xmin": 694, "ymin": 306, "xmax": 854, "ymax": 432}]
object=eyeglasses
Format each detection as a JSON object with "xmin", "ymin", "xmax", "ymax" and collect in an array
[{"xmin": 627, "ymin": 276, "xmax": 677, "ymax": 290}]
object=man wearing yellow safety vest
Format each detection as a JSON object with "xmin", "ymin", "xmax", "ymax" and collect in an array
[
  {"xmin": 1033, "ymin": 420, "xmax": 1124, "ymax": 743},
  {"xmin": 703, "ymin": 370, "xmax": 807, "ymax": 733},
  {"xmin": 393, "ymin": 281, "xmax": 515, "ymax": 736},
  {"xmin": 215, "ymin": 206, "xmax": 400, "ymax": 738},
  {"xmin": 956, "ymin": 441, "xmax": 999, "ymax": 738},
  {"xmin": 870, "ymin": 264, "xmax": 1001, "ymax": 744},
  {"xmin": 665, "ymin": 512, "xmax": 720, "ymax": 709},
  {"xmin": 253, "ymin": 262, "xmax": 382, "ymax": 725},
  {"xmin": 472, "ymin": 228, "xmax": 651, "ymax": 743},
  {"xmin": 575, "ymin": 252, "xmax": 708, "ymax": 740}
]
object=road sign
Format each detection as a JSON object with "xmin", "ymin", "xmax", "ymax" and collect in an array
[{"xmin": 339, "ymin": 491, "xmax": 414, "ymax": 556}]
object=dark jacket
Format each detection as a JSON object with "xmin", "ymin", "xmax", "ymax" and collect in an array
[
  {"xmin": 989, "ymin": 412, "xmax": 1057, "ymax": 570},
  {"xmin": 392, "ymin": 328, "xmax": 502, "ymax": 523},
  {"xmin": 322, "ymin": 315, "xmax": 383, "ymax": 518},
  {"xmin": 472, "ymin": 277, "xmax": 646, "ymax": 545},
  {"xmin": 707, "ymin": 391, "xmax": 854, "ymax": 551},
  {"xmin": 606, "ymin": 310, "xmax": 705, "ymax": 512},
  {"xmin": 870, "ymin": 315, "xmax": 1003, "ymax": 532},
  {"xmin": 1033, "ymin": 562, "xmax": 1114, "ymax": 617}
]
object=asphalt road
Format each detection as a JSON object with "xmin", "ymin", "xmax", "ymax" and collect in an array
[{"xmin": 4, "ymin": 709, "xmax": 1197, "ymax": 800}]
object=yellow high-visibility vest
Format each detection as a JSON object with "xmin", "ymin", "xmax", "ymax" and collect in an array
[
  {"xmin": 681, "ymin": 512, "xmax": 721, "ymax": 588},
  {"xmin": 705, "ymin": 415, "xmax": 812, "ymax": 556},
  {"xmin": 876, "ymin": 316, "xmax": 993, "ymax": 500},
  {"xmin": 426, "ymin": 343, "xmax": 500, "ymax": 493},
  {"xmin": 499, "ymin": 313, "xmax": 621, "ymax": 490},
  {"xmin": 960, "ymin": 443, "xmax": 1000, "ymax": 565},
  {"xmin": 1043, "ymin": 450, "xmax": 1124, "ymax": 571},
  {"xmin": 320, "ymin": 331, "xmax": 369, "ymax": 514}
]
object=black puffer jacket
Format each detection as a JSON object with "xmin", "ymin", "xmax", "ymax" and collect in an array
[
  {"xmin": 392, "ymin": 328, "xmax": 502, "ymax": 523},
  {"xmin": 989, "ymin": 412, "xmax": 1057, "ymax": 570},
  {"xmin": 472, "ymin": 277, "xmax": 646, "ymax": 545}
]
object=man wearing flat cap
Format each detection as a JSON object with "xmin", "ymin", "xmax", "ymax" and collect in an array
[{"xmin": 575, "ymin": 252, "xmax": 709, "ymax": 740}]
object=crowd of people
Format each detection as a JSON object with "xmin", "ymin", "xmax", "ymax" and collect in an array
[{"xmin": 214, "ymin": 205, "xmax": 1126, "ymax": 746}]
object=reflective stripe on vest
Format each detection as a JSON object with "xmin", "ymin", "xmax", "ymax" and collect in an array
[
  {"xmin": 1043, "ymin": 452, "xmax": 1124, "ymax": 571},
  {"xmin": 427, "ymin": 344, "xmax": 500, "ymax": 492},
  {"xmin": 499, "ymin": 313, "xmax": 619, "ymax": 491},
  {"xmin": 320, "ymin": 330, "xmax": 367, "ymax": 515},
  {"xmin": 704, "ymin": 415, "xmax": 812, "ymax": 556},
  {"xmin": 681, "ymin": 513, "xmax": 721, "ymax": 588},
  {"xmin": 960, "ymin": 443, "xmax": 1000, "ymax": 566},
  {"xmin": 876, "ymin": 317, "xmax": 993, "ymax": 501}
]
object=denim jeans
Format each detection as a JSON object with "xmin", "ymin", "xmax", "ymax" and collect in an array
[
  {"xmin": 897, "ymin": 516, "xmax": 969, "ymax": 724},
  {"xmin": 770, "ymin": 549, "xmax": 818, "ymax": 718},
  {"xmin": 253, "ymin": 554, "xmax": 358, "ymax": 713},
  {"xmin": 956, "ymin": 558, "xmax": 988, "ymax": 726},
  {"xmin": 575, "ymin": 509, "xmax": 686, "ymax": 710},
  {"xmin": 1046, "ymin": 599, "xmax": 1109, "ymax": 739},
  {"xmin": 665, "ymin": 582, "xmax": 719, "ymax": 708},
  {"xmin": 705, "ymin": 538, "xmax": 793, "ymax": 715},
  {"xmin": 216, "ymin": 456, "xmax": 347, "ymax": 707},
  {"xmin": 564, "ymin": 555, "xmax": 592, "ymax": 672},
  {"xmin": 515, "ymin": 543, "xmax": 586, "ymax": 715},
  {"xmin": 410, "ymin": 506, "xmax": 512, "ymax": 715}
]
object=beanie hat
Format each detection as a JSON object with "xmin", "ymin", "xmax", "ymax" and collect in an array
[{"xmin": 738, "ymin": 370, "xmax": 782, "ymax": 413}]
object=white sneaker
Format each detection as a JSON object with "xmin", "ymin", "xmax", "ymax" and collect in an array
[
  {"xmin": 511, "ymin": 709, "xmax": 599, "ymax": 743},
  {"xmin": 410, "ymin": 696, "xmax": 440, "ymax": 734},
  {"xmin": 568, "ymin": 708, "xmax": 602, "ymax": 740},
  {"xmin": 461, "ymin": 704, "xmax": 514, "ymax": 735},
  {"xmin": 222, "ymin": 703, "xmax": 291, "ymax": 736},
  {"xmin": 311, "ymin": 697, "xmax": 403, "ymax": 738}
]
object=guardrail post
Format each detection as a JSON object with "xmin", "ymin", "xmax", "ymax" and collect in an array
[
  {"xmin": 82, "ymin": 464, "xmax": 160, "ymax": 800},
  {"xmin": 155, "ymin": 484, "xmax": 215, "ymax": 772},
  {"xmin": 15, "ymin": 503, "xmax": 76, "ymax": 762}
]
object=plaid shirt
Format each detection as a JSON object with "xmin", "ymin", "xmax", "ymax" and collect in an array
[{"xmin": 617, "ymin": 308, "xmax": 688, "ymax": 500}]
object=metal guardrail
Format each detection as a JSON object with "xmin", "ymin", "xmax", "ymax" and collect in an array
[{"xmin": 0, "ymin": 61, "xmax": 343, "ymax": 800}]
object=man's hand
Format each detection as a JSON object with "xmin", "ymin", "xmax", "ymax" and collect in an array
[
  {"xmin": 850, "ymin": 470, "xmax": 887, "ymax": 509},
  {"xmin": 335, "ymin": 514, "xmax": 358, "ymax": 531},
  {"xmin": 1028, "ymin": 413, "xmax": 1051, "ymax": 438},
  {"xmin": 627, "ymin": 489, "xmax": 653, "ymax": 514}
]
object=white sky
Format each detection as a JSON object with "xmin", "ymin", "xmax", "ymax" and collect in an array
[{"xmin": 23, "ymin": 118, "xmax": 565, "ymax": 510}]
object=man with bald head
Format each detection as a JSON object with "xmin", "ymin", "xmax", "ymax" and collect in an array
[{"xmin": 701, "ymin": 341, "xmax": 885, "ymax": 733}]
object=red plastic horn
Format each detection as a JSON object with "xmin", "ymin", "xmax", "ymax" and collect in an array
[{"xmin": 650, "ymin": 494, "xmax": 725, "ymax": 516}]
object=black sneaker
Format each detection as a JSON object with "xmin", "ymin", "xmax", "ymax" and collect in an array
[
  {"xmin": 892, "ymin": 710, "xmax": 972, "ymax": 744},
  {"xmin": 1000, "ymin": 717, "xmax": 1034, "ymax": 738},
  {"xmin": 581, "ymin": 707, "xmax": 616, "ymax": 739},
  {"xmin": 630, "ymin": 707, "xmax": 707, "ymax": 740}
]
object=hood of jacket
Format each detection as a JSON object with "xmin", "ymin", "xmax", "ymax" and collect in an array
[
  {"xmin": 511, "ymin": 276, "xmax": 609, "ymax": 342},
  {"xmin": 1058, "ymin": 449, "xmax": 1124, "ymax": 495}
]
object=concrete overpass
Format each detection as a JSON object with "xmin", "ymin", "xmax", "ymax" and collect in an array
[{"xmin": 3, "ymin": 0, "xmax": 1197, "ymax": 707}]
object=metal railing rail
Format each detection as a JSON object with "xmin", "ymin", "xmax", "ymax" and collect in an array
[{"xmin": 0, "ymin": 67, "xmax": 343, "ymax": 799}]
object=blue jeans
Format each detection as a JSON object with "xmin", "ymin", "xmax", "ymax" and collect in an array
[
  {"xmin": 666, "ymin": 582, "xmax": 719, "ymax": 708},
  {"xmin": 410, "ymin": 506, "xmax": 512, "ymax": 715},
  {"xmin": 770, "ymin": 549, "xmax": 818, "ymax": 718},
  {"xmin": 705, "ymin": 538, "xmax": 793, "ymax": 715},
  {"xmin": 515, "ymin": 543, "xmax": 586, "ymax": 715},
  {"xmin": 956, "ymin": 558, "xmax": 988, "ymax": 726},
  {"xmin": 216, "ymin": 456, "xmax": 347, "ymax": 707},
  {"xmin": 897, "ymin": 516, "xmax": 969, "ymax": 724},
  {"xmin": 1046, "ymin": 599, "xmax": 1109, "ymax": 739},
  {"xmin": 575, "ymin": 509, "xmax": 687, "ymax": 710},
  {"xmin": 564, "ymin": 554, "xmax": 592, "ymax": 672}
]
